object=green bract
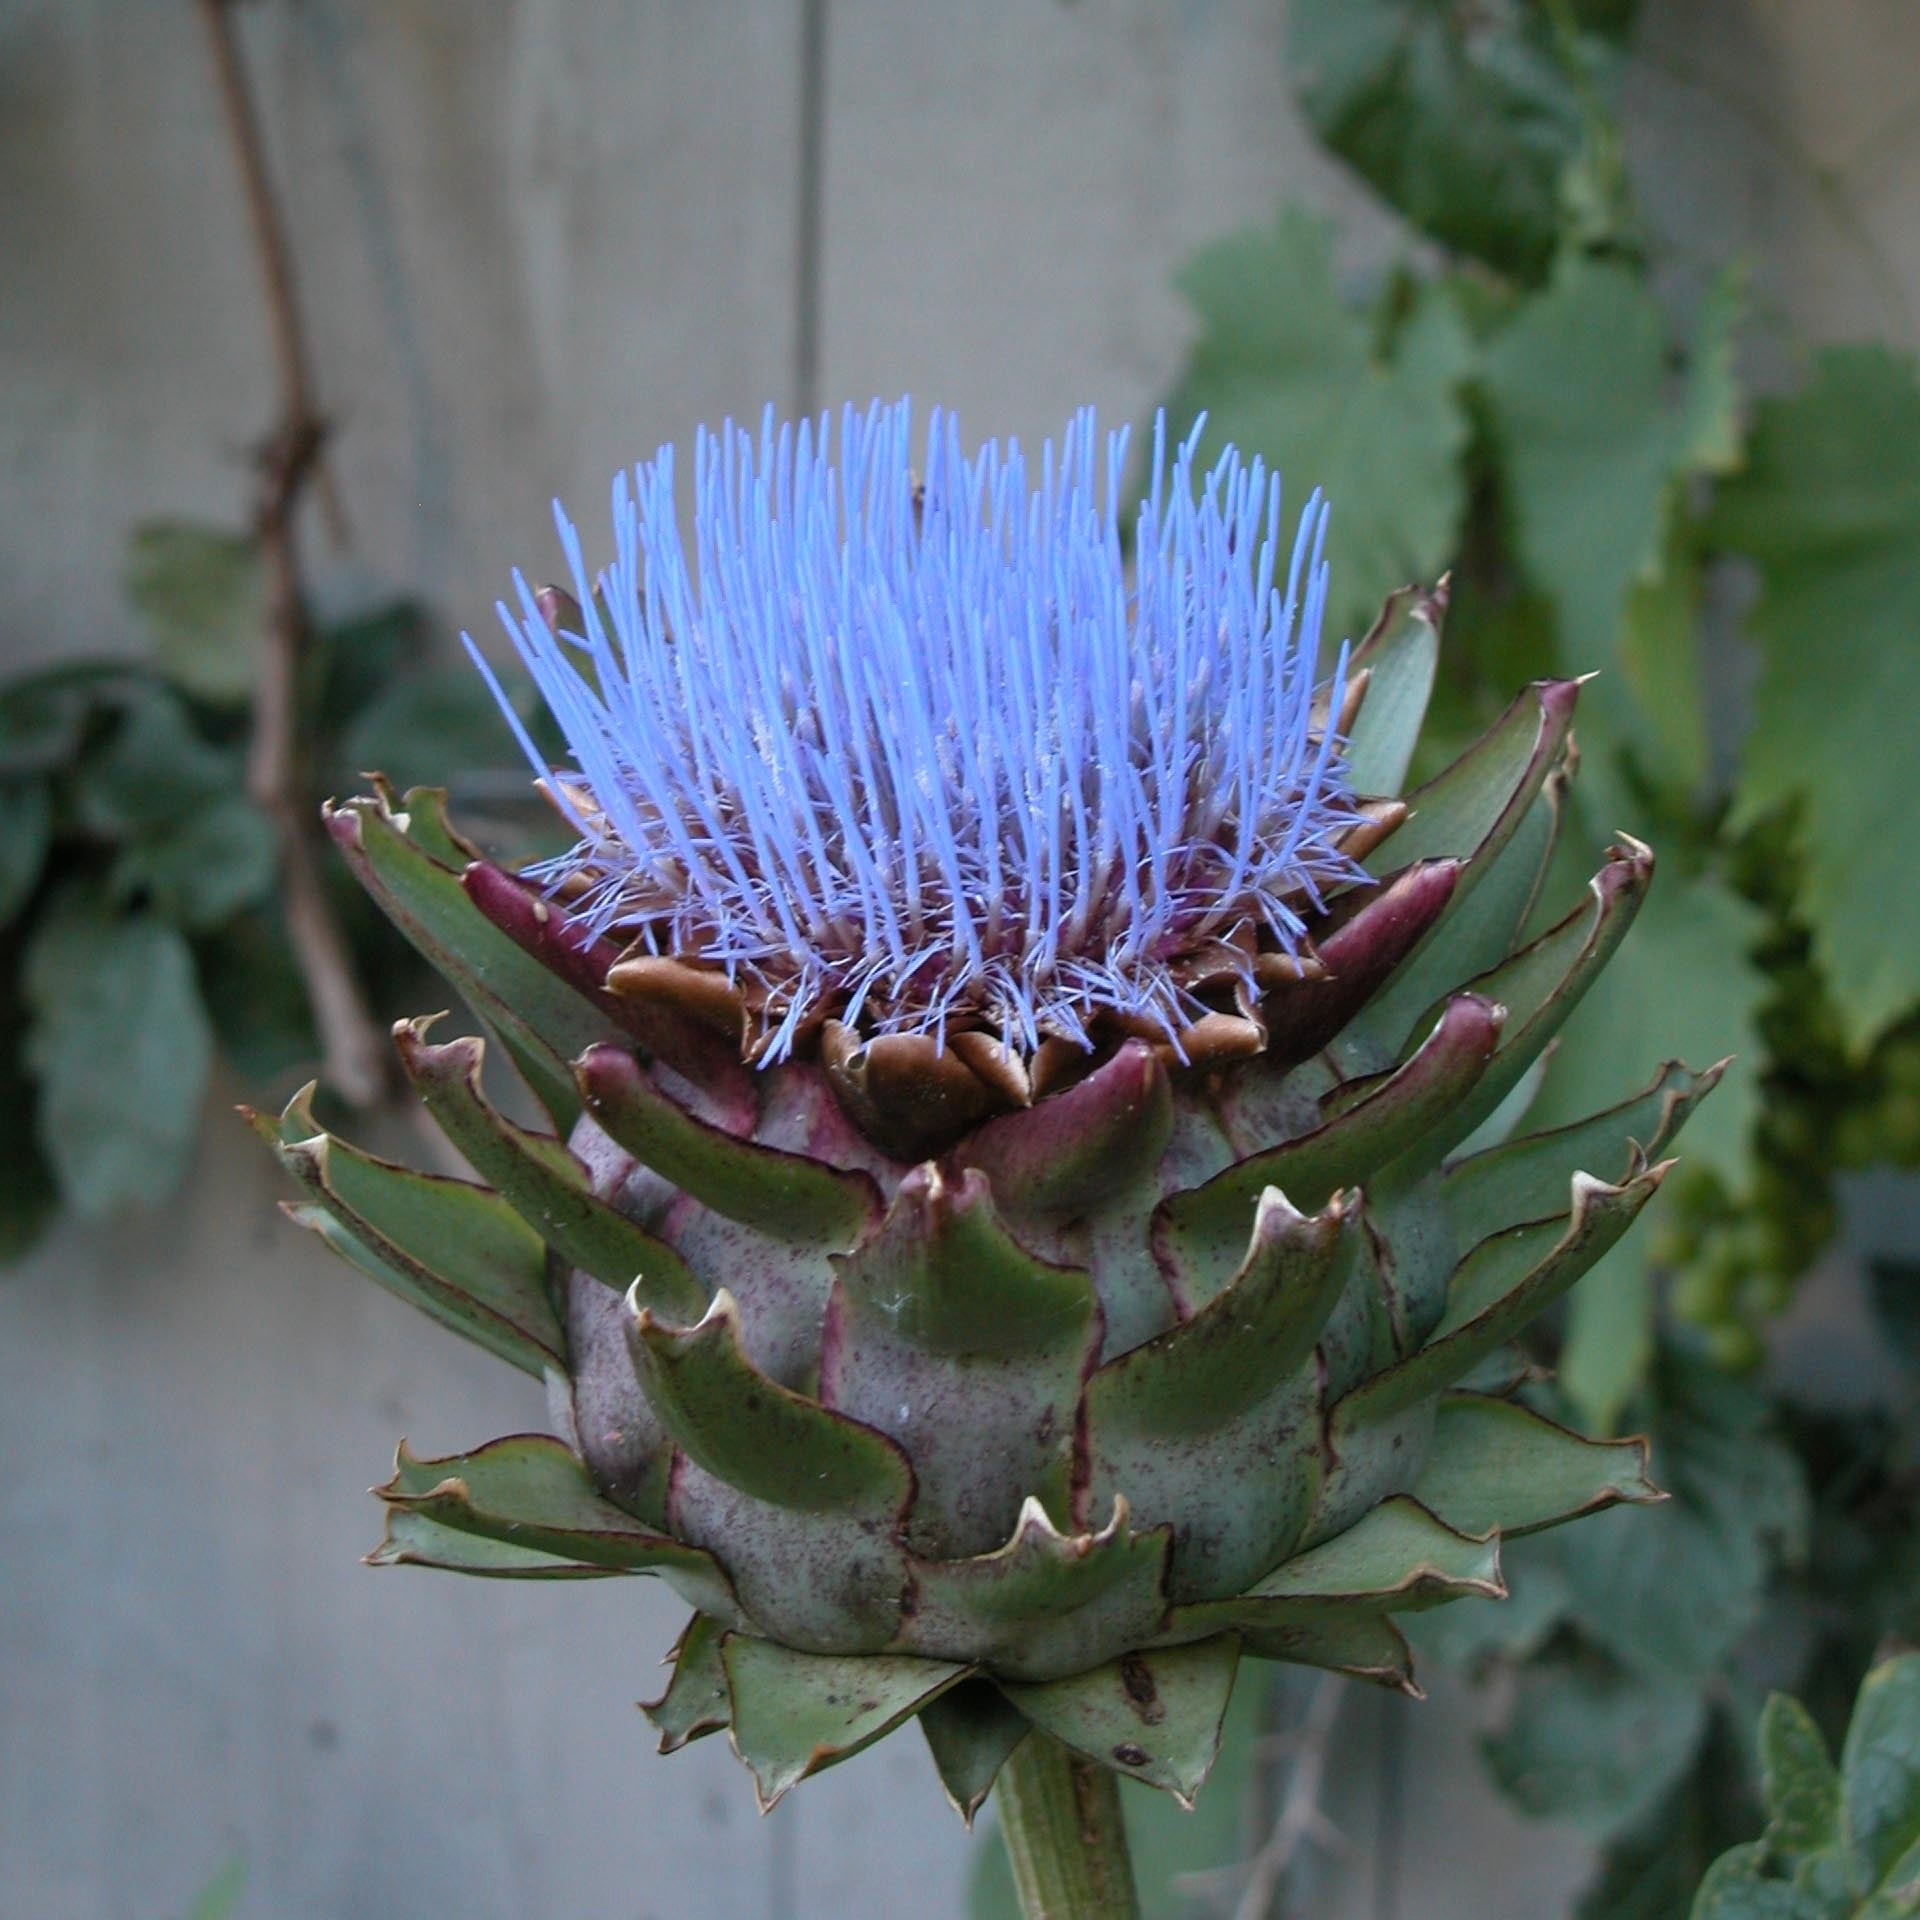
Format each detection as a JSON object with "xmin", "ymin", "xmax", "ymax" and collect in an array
[{"xmin": 258, "ymin": 589, "xmax": 1711, "ymax": 1818}]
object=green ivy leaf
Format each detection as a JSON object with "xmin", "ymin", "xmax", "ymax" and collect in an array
[
  {"xmin": 1560, "ymin": 1253, "xmax": 1655, "ymax": 1439},
  {"xmin": 1483, "ymin": 1651, "xmax": 1709, "ymax": 1839},
  {"xmin": 309, "ymin": 601, "xmax": 432, "ymax": 733},
  {"xmin": 72, "ymin": 684, "xmax": 237, "ymax": 840},
  {"xmin": 1683, "ymin": 1656, "xmax": 1920, "ymax": 1919},
  {"xmin": 0, "ymin": 663, "xmax": 116, "ymax": 777},
  {"xmin": 1839, "ymin": 1655, "xmax": 1920, "ymax": 1903},
  {"xmin": 1553, "ymin": 1358, "xmax": 1807, "ymax": 1687},
  {"xmin": 110, "ymin": 793, "xmax": 278, "ymax": 933},
  {"xmin": 1578, "ymin": 1744, "xmax": 1760, "ymax": 1920},
  {"xmin": 338, "ymin": 663, "xmax": 527, "ymax": 795},
  {"xmin": 1158, "ymin": 207, "xmax": 1473, "ymax": 643},
  {"xmin": 193, "ymin": 905, "xmax": 319, "ymax": 1087},
  {"xmin": 1758, "ymin": 1694, "xmax": 1841, "ymax": 1864},
  {"xmin": 1287, "ymin": 0, "xmax": 1587, "ymax": 281},
  {"xmin": 124, "ymin": 522, "xmax": 263, "ymax": 706},
  {"xmin": 1867, "ymin": 1259, "xmax": 1920, "ymax": 1379},
  {"xmin": 23, "ymin": 887, "xmax": 213, "ymax": 1217},
  {"xmin": 1713, "ymin": 346, "xmax": 1920, "ymax": 1049},
  {"xmin": 1619, "ymin": 515, "xmax": 1712, "ymax": 795},
  {"xmin": 1480, "ymin": 258, "xmax": 1743, "ymax": 717},
  {"xmin": 1406, "ymin": 1543, "xmax": 1572, "ymax": 1669},
  {"xmin": 0, "ymin": 779, "xmax": 51, "ymax": 926},
  {"xmin": 0, "ymin": 944, "xmax": 57, "ymax": 1266}
]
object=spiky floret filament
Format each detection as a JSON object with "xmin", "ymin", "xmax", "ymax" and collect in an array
[{"xmin": 467, "ymin": 401, "xmax": 1368, "ymax": 1060}]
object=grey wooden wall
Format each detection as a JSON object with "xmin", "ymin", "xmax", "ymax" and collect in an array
[{"xmin": 4, "ymin": 4, "xmax": 1917, "ymax": 1917}]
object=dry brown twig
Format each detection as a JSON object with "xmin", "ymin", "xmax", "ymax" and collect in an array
[
  {"xmin": 1171, "ymin": 1671, "xmax": 1350, "ymax": 1920},
  {"xmin": 195, "ymin": 0, "xmax": 389, "ymax": 1107},
  {"xmin": 1230, "ymin": 1672, "xmax": 1350, "ymax": 1920}
]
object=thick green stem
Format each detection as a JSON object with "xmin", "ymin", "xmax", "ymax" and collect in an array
[{"xmin": 996, "ymin": 1731, "xmax": 1140, "ymax": 1920}]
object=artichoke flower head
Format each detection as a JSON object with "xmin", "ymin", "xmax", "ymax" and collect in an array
[{"xmin": 259, "ymin": 401, "xmax": 1714, "ymax": 1817}]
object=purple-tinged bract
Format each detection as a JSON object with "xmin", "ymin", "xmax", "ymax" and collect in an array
[
  {"xmin": 468, "ymin": 403, "xmax": 1368, "ymax": 1060},
  {"xmin": 268, "ymin": 397, "xmax": 1716, "ymax": 1822}
]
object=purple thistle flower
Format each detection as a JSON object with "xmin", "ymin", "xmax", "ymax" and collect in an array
[{"xmin": 466, "ymin": 400, "xmax": 1370, "ymax": 1063}]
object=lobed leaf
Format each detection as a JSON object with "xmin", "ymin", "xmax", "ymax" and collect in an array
[
  {"xmin": 1712, "ymin": 346, "xmax": 1920, "ymax": 1048},
  {"xmin": 108, "ymin": 792, "xmax": 277, "ymax": 934},
  {"xmin": 123, "ymin": 521, "xmax": 264, "ymax": 705},
  {"xmin": 23, "ymin": 889, "xmax": 212, "ymax": 1218},
  {"xmin": 1485, "ymin": 1653, "xmax": 1709, "ymax": 1841},
  {"xmin": 1157, "ymin": 208, "xmax": 1472, "ymax": 643},
  {"xmin": 1289, "ymin": 0, "xmax": 1586, "ymax": 279},
  {"xmin": 1554, "ymin": 1359, "xmax": 1808, "ymax": 1689},
  {"xmin": 1481, "ymin": 258, "xmax": 1742, "ymax": 687}
]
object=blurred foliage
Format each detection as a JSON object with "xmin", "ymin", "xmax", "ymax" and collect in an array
[
  {"xmin": 1156, "ymin": 0, "xmax": 1920, "ymax": 1388},
  {"xmin": 1160, "ymin": 207, "xmax": 1473, "ymax": 646},
  {"xmin": 971, "ymin": 0, "xmax": 1920, "ymax": 1913},
  {"xmin": 1686, "ymin": 1653, "xmax": 1920, "ymax": 1918},
  {"xmin": 0, "ymin": 522, "xmax": 556, "ymax": 1262}
]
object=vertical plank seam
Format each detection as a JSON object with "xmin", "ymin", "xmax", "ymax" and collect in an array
[{"xmin": 793, "ymin": 0, "xmax": 829, "ymax": 421}]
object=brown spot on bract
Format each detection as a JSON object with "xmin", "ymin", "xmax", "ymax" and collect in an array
[
  {"xmin": 1113, "ymin": 1743, "xmax": 1149, "ymax": 1768},
  {"xmin": 1118, "ymin": 1653, "xmax": 1165, "ymax": 1724}
]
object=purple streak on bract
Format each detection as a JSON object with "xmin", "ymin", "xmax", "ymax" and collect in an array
[{"xmin": 465, "ymin": 401, "xmax": 1369, "ymax": 1062}]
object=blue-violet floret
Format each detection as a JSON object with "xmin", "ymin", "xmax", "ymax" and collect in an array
[{"xmin": 467, "ymin": 401, "xmax": 1369, "ymax": 1062}]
